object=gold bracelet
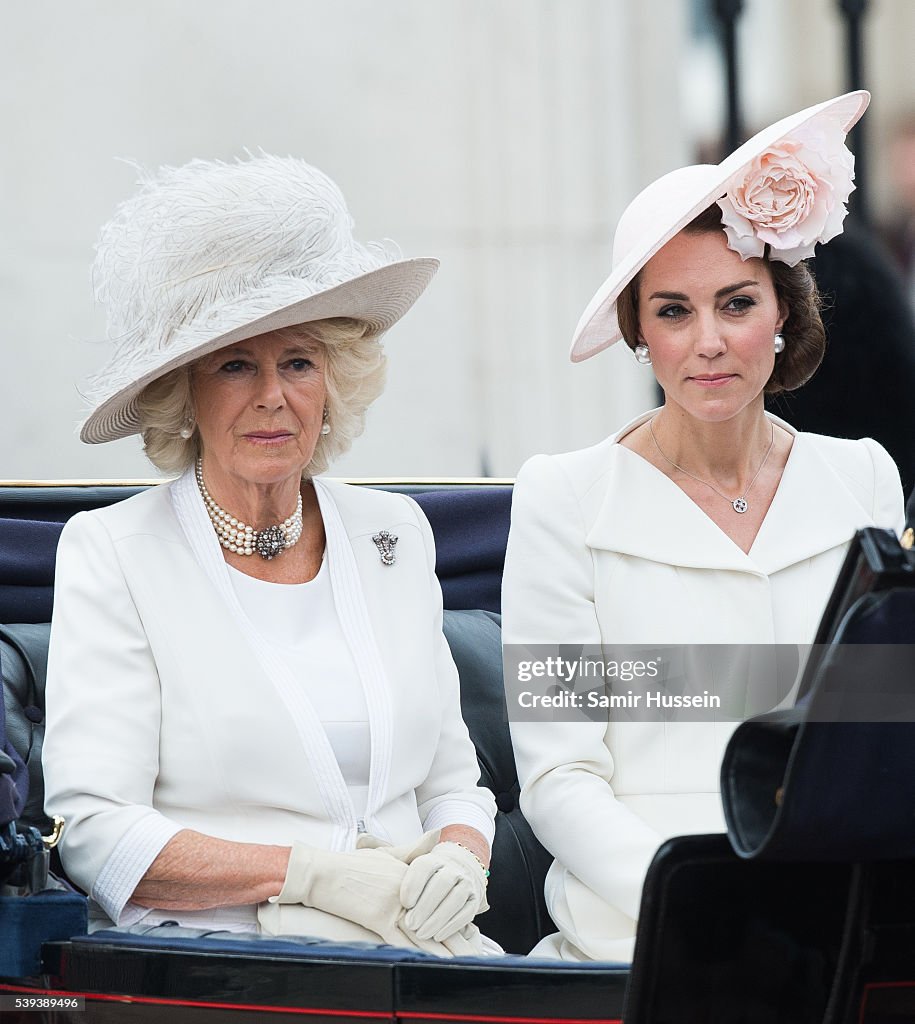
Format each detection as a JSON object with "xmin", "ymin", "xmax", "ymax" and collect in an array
[{"xmin": 444, "ymin": 840, "xmax": 491, "ymax": 879}]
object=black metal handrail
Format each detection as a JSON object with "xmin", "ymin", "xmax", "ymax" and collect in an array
[
  {"xmin": 837, "ymin": 0, "xmax": 871, "ymax": 223},
  {"xmin": 712, "ymin": 0, "xmax": 745, "ymax": 156},
  {"xmin": 711, "ymin": 0, "xmax": 871, "ymax": 223}
]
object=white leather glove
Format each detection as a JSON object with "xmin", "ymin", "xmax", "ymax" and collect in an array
[
  {"xmin": 439, "ymin": 922, "xmax": 485, "ymax": 957},
  {"xmin": 271, "ymin": 842, "xmax": 482, "ymax": 956},
  {"xmin": 271, "ymin": 842, "xmax": 410, "ymax": 947},
  {"xmin": 354, "ymin": 832, "xmax": 487, "ymax": 954},
  {"xmin": 356, "ymin": 829, "xmax": 441, "ymax": 862},
  {"xmin": 400, "ymin": 842, "xmax": 490, "ymax": 942}
]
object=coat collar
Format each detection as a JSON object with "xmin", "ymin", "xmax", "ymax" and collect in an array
[{"xmin": 586, "ymin": 409, "xmax": 874, "ymax": 575}]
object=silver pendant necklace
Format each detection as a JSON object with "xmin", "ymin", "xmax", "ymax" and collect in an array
[
  {"xmin": 648, "ymin": 416, "xmax": 775, "ymax": 515},
  {"xmin": 195, "ymin": 457, "xmax": 303, "ymax": 559}
]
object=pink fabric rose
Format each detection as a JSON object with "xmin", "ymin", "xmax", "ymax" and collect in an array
[{"xmin": 717, "ymin": 115, "xmax": 856, "ymax": 266}]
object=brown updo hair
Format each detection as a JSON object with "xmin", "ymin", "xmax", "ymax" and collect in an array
[{"xmin": 615, "ymin": 205, "xmax": 826, "ymax": 394}]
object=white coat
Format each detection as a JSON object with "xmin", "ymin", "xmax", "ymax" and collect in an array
[
  {"xmin": 43, "ymin": 469, "xmax": 495, "ymax": 926},
  {"xmin": 502, "ymin": 410, "xmax": 904, "ymax": 961}
]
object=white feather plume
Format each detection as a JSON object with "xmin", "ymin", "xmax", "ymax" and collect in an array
[{"xmin": 86, "ymin": 154, "xmax": 401, "ymax": 405}]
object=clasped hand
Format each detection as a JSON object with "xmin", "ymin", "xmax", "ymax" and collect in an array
[
  {"xmin": 271, "ymin": 833, "xmax": 488, "ymax": 955},
  {"xmin": 390, "ymin": 835, "xmax": 489, "ymax": 943}
]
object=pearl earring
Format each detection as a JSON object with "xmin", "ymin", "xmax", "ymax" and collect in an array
[
  {"xmin": 320, "ymin": 408, "xmax": 330, "ymax": 435},
  {"xmin": 179, "ymin": 421, "xmax": 195, "ymax": 440},
  {"xmin": 634, "ymin": 343, "xmax": 652, "ymax": 365},
  {"xmin": 774, "ymin": 333, "xmax": 786, "ymax": 353}
]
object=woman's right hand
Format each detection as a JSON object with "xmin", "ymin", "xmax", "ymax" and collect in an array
[{"xmin": 272, "ymin": 843, "xmax": 408, "ymax": 941}]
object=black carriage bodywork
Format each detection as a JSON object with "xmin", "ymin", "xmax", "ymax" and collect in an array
[{"xmin": 2, "ymin": 480, "xmax": 915, "ymax": 1024}]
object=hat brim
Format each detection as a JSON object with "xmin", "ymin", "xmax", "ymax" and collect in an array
[
  {"xmin": 570, "ymin": 90, "xmax": 869, "ymax": 363},
  {"xmin": 80, "ymin": 257, "xmax": 439, "ymax": 444}
]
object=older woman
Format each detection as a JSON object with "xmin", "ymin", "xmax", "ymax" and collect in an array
[
  {"xmin": 502, "ymin": 91, "xmax": 904, "ymax": 962},
  {"xmin": 42, "ymin": 155, "xmax": 495, "ymax": 955}
]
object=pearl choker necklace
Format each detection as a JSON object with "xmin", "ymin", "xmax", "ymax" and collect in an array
[{"xmin": 195, "ymin": 458, "xmax": 303, "ymax": 560}]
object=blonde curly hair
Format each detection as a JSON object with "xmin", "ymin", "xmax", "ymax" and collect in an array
[{"xmin": 136, "ymin": 317, "xmax": 386, "ymax": 476}]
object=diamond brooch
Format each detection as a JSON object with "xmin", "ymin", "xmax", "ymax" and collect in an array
[{"xmin": 372, "ymin": 530, "xmax": 398, "ymax": 566}]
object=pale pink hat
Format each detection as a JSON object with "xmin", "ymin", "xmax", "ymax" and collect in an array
[{"xmin": 570, "ymin": 90, "xmax": 869, "ymax": 363}]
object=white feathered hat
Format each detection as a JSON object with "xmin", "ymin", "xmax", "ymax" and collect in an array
[{"xmin": 80, "ymin": 154, "xmax": 439, "ymax": 443}]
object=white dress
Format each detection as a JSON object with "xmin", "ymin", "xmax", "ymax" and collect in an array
[{"xmin": 502, "ymin": 410, "xmax": 904, "ymax": 961}]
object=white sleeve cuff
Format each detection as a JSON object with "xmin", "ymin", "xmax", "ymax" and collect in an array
[
  {"xmin": 91, "ymin": 814, "xmax": 185, "ymax": 924},
  {"xmin": 422, "ymin": 799, "xmax": 496, "ymax": 847},
  {"xmin": 112, "ymin": 902, "xmax": 153, "ymax": 929}
]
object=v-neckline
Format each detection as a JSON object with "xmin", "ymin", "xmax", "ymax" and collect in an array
[{"xmin": 613, "ymin": 409, "xmax": 798, "ymax": 563}]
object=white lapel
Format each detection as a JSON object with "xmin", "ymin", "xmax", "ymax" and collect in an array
[
  {"xmin": 169, "ymin": 468, "xmax": 358, "ymax": 849},
  {"xmin": 312, "ymin": 478, "xmax": 394, "ymax": 836},
  {"xmin": 749, "ymin": 430, "xmax": 880, "ymax": 574},
  {"xmin": 587, "ymin": 446, "xmax": 763, "ymax": 573},
  {"xmin": 585, "ymin": 411, "xmax": 873, "ymax": 575},
  {"xmin": 586, "ymin": 409, "xmax": 761, "ymax": 573}
]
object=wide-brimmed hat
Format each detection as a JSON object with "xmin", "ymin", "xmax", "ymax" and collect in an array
[
  {"xmin": 80, "ymin": 154, "xmax": 439, "ymax": 443},
  {"xmin": 570, "ymin": 90, "xmax": 869, "ymax": 363}
]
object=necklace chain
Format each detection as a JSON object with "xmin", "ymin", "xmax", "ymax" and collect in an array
[
  {"xmin": 648, "ymin": 416, "xmax": 776, "ymax": 515},
  {"xmin": 195, "ymin": 457, "xmax": 303, "ymax": 559}
]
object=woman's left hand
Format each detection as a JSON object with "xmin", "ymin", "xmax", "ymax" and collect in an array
[{"xmin": 400, "ymin": 841, "xmax": 489, "ymax": 942}]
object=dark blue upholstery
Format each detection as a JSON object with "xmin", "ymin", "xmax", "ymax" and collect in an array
[
  {"xmin": 0, "ymin": 484, "xmax": 512, "ymax": 620},
  {"xmin": 0, "ymin": 890, "xmax": 87, "ymax": 976},
  {"xmin": 79, "ymin": 925, "xmax": 618, "ymax": 969},
  {"xmin": 0, "ymin": 519, "xmax": 63, "ymax": 623},
  {"xmin": 413, "ymin": 488, "xmax": 512, "ymax": 613},
  {"xmin": 84, "ymin": 925, "xmax": 468, "ymax": 963}
]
